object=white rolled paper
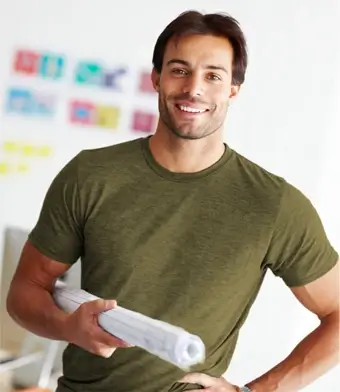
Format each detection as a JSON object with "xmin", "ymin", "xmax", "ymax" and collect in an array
[{"xmin": 53, "ymin": 285, "xmax": 206, "ymax": 370}]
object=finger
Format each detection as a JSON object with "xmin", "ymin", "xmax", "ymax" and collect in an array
[
  {"xmin": 185, "ymin": 390, "xmax": 208, "ymax": 392},
  {"xmin": 92, "ymin": 326, "xmax": 133, "ymax": 348},
  {"xmin": 86, "ymin": 299, "xmax": 117, "ymax": 314},
  {"xmin": 97, "ymin": 346, "xmax": 117, "ymax": 358},
  {"xmin": 178, "ymin": 373, "xmax": 214, "ymax": 388},
  {"xmin": 182, "ymin": 388, "xmax": 209, "ymax": 392}
]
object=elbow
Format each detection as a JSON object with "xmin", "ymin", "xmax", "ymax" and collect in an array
[
  {"xmin": 6, "ymin": 286, "xmax": 16, "ymax": 319},
  {"xmin": 6, "ymin": 282, "xmax": 21, "ymax": 322}
]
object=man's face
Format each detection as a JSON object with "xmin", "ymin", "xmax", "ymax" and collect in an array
[{"xmin": 152, "ymin": 34, "xmax": 240, "ymax": 140}]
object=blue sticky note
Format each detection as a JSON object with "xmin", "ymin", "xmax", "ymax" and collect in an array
[
  {"xmin": 74, "ymin": 61, "xmax": 103, "ymax": 85},
  {"xmin": 33, "ymin": 94, "xmax": 55, "ymax": 116},
  {"xmin": 102, "ymin": 67, "xmax": 128, "ymax": 90},
  {"xmin": 39, "ymin": 54, "xmax": 65, "ymax": 79},
  {"xmin": 5, "ymin": 88, "xmax": 33, "ymax": 114}
]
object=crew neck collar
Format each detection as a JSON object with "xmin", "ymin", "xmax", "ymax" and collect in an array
[{"xmin": 141, "ymin": 136, "xmax": 233, "ymax": 182}]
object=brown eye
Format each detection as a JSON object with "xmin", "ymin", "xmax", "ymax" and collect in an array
[
  {"xmin": 172, "ymin": 68, "xmax": 187, "ymax": 75},
  {"xmin": 207, "ymin": 73, "xmax": 221, "ymax": 81}
]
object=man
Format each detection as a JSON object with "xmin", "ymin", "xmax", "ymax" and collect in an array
[{"xmin": 6, "ymin": 10, "xmax": 339, "ymax": 392}]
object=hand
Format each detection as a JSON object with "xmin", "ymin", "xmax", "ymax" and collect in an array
[
  {"xmin": 65, "ymin": 299, "xmax": 132, "ymax": 358},
  {"xmin": 178, "ymin": 373, "xmax": 240, "ymax": 391}
]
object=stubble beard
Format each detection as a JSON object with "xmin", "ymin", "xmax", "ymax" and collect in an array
[{"xmin": 159, "ymin": 96, "xmax": 225, "ymax": 141}]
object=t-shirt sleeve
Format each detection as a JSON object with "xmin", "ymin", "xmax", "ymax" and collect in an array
[
  {"xmin": 28, "ymin": 153, "xmax": 84, "ymax": 265},
  {"xmin": 265, "ymin": 181, "xmax": 339, "ymax": 287}
]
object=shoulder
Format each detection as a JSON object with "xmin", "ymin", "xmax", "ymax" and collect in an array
[
  {"xmin": 78, "ymin": 137, "xmax": 144, "ymax": 166},
  {"xmin": 73, "ymin": 137, "xmax": 145, "ymax": 180},
  {"xmin": 230, "ymin": 149, "xmax": 315, "ymax": 217},
  {"xmin": 231, "ymin": 149, "xmax": 325, "ymax": 227},
  {"xmin": 230, "ymin": 148, "xmax": 288, "ymax": 207}
]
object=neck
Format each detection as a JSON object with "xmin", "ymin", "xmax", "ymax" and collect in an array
[{"xmin": 149, "ymin": 125, "xmax": 226, "ymax": 173}]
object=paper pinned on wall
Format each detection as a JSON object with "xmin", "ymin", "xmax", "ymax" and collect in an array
[
  {"xmin": 0, "ymin": 162, "xmax": 10, "ymax": 175},
  {"xmin": 2, "ymin": 140, "xmax": 53, "ymax": 157},
  {"xmin": 0, "ymin": 139, "xmax": 53, "ymax": 176}
]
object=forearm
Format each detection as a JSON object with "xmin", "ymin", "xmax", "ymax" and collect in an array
[
  {"xmin": 6, "ymin": 282, "xmax": 70, "ymax": 342},
  {"xmin": 246, "ymin": 312, "xmax": 340, "ymax": 392}
]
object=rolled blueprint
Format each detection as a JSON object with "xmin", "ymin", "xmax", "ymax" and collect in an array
[{"xmin": 53, "ymin": 285, "xmax": 205, "ymax": 370}]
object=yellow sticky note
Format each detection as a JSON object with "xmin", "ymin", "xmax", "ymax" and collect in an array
[
  {"xmin": 3, "ymin": 141, "xmax": 19, "ymax": 153},
  {"xmin": 0, "ymin": 162, "xmax": 9, "ymax": 175},
  {"xmin": 17, "ymin": 162, "xmax": 29, "ymax": 173},
  {"xmin": 96, "ymin": 105, "xmax": 120, "ymax": 129},
  {"xmin": 38, "ymin": 145, "xmax": 52, "ymax": 157},
  {"xmin": 22, "ymin": 144, "xmax": 35, "ymax": 156}
]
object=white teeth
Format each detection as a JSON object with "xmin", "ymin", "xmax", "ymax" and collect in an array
[{"xmin": 178, "ymin": 105, "xmax": 206, "ymax": 113}]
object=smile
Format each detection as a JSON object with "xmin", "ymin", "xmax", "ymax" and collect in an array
[{"xmin": 176, "ymin": 105, "xmax": 208, "ymax": 114}]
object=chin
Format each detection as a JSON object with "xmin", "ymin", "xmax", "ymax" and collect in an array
[{"xmin": 170, "ymin": 128, "xmax": 208, "ymax": 140}]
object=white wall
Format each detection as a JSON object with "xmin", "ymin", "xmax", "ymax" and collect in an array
[{"xmin": 0, "ymin": 0, "xmax": 339, "ymax": 390}]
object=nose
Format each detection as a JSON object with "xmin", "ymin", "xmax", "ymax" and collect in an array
[{"xmin": 181, "ymin": 74, "xmax": 204, "ymax": 97}]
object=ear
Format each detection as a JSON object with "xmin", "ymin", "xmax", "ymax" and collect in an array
[
  {"xmin": 229, "ymin": 84, "xmax": 240, "ymax": 100},
  {"xmin": 151, "ymin": 68, "xmax": 160, "ymax": 92}
]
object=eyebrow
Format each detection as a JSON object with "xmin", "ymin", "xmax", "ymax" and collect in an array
[{"xmin": 166, "ymin": 58, "xmax": 228, "ymax": 74}]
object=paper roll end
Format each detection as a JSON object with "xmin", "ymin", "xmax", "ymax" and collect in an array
[{"xmin": 176, "ymin": 335, "xmax": 205, "ymax": 369}]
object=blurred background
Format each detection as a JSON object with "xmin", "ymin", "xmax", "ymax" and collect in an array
[{"xmin": 0, "ymin": 0, "xmax": 339, "ymax": 391}]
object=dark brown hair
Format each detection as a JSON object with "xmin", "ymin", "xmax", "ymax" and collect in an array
[{"xmin": 152, "ymin": 10, "xmax": 248, "ymax": 85}]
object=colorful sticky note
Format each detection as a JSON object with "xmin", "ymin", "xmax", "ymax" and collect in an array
[
  {"xmin": 70, "ymin": 100, "xmax": 96, "ymax": 125},
  {"xmin": 96, "ymin": 105, "xmax": 120, "ymax": 129},
  {"xmin": 17, "ymin": 162, "xmax": 29, "ymax": 173},
  {"xmin": 2, "ymin": 141, "xmax": 19, "ymax": 153},
  {"xmin": 74, "ymin": 61, "xmax": 103, "ymax": 85},
  {"xmin": 102, "ymin": 67, "xmax": 128, "ymax": 90},
  {"xmin": 138, "ymin": 71, "xmax": 155, "ymax": 93},
  {"xmin": 22, "ymin": 144, "xmax": 35, "ymax": 156},
  {"xmin": 39, "ymin": 54, "xmax": 65, "ymax": 79},
  {"xmin": 38, "ymin": 145, "xmax": 52, "ymax": 157},
  {"xmin": 0, "ymin": 162, "xmax": 9, "ymax": 175},
  {"xmin": 13, "ymin": 50, "xmax": 40, "ymax": 75},
  {"xmin": 6, "ymin": 88, "xmax": 33, "ymax": 114},
  {"xmin": 132, "ymin": 110, "xmax": 156, "ymax": 133},
  {"xmin": 32, "ymin": 93, "xmax": 56, "ymax": 116}
]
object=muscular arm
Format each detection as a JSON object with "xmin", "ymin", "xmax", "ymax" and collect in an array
[
  {"xmin": 6, "ymin": 240, "xmax": 72, "ymax": 342},
  {"xmin": 246, "ymin": 261, "xmax": 340, "ymax": 392}
]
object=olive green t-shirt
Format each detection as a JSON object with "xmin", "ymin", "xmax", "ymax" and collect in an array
[{"xmin": 28, "ymin": 137, "xmax": 338, "ymax": 392}]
